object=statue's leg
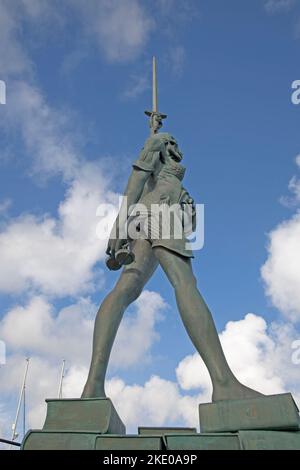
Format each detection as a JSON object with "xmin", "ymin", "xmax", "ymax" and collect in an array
[
  {"xmin": 82, "ymin": 239, "xmax": 158, "ymax": 398},
  {"xmin": 153, "ymin": 246, "xmax": 263, "ymax": 402}
]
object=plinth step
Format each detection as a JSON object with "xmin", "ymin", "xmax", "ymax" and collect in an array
[
  {"xmin": 138, "ymin": 426, "xmax": 197, "ymax": 435},
  {"xmin": 164, "ymin": 433, "xmax": 240, "ymax": 450},
  {"xmin": 43, "ymin": 398, "xmax": 125, "ymax": 435},
  {"xmin": 199, "ymin": 393, "xmax": 299, "ymax": 433}
]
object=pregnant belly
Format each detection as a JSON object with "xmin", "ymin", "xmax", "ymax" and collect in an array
[{"xmin": 139, "ymin": 178, "xmax": 182, "ymax": 208}]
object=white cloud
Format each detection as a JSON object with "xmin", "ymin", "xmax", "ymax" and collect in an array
[
  {"xmin": 106, "ymin": 375, "xmax": 201, "ymax": 431},
  {"xmin": 0, "ymin": 297, "xmax": 94, "ymax": 363},
  {"xmin": 0, "ymin": 199, "xmax": 12, "ymax": 215},
  {"xmin": 110, "ymin": 291, "xmax": 166, "ymax": 368},
  {"xmin": 176, "ymin": 314, "xmax": 286, "ymax": 396},
  {"xmin": 0, "ymin": 290, "xmax": 165, "ymax": 369},
  {"xmin": 108, "ymin": 313, "xmax": 300, "ymax": 431},
  {"xmin": 0, "ymin": 1, "xmax": 31, "ymax": 78},
  {"xmin": 122, "ymin": 74, "xmax": 150, "ymax": 100},
  {"xmin": 1, "ymin": 308, "xmax": 299, "ymax": 437},
  {"xmin": 0, "ymin": 290, "xmax": 168, "ymax": 436},
  {"xmin": 2, "ymin": 80, "xmax": 81, "ymax": 181},
  {"xmin": 264, "ymin": 0, "xmax": 296, "ymax": 13},
  {"xmin": 261, "ymin": 155, "xmax": 300, "ymax": 322},
  {"xmin": 0, "ymin": 162, "xmax": 119, "ymax": 297},
  {"xmin": 70, "ymin": 0, "xmax": 154, "ymax": 63},
  {"xmin": 261, "ymin": 212, "xmax": 300, "ymax": 322},
  {"xmin": 280, "ymin": 155, "xmax": 300, "ymax": 207},
  {"xmin": 168, "ymin": 45, "xmax": 186, "ymax": 77}
]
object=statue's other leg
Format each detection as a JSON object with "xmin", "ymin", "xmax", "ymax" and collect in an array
[
  {"xmin": 153, "ymin": 247, "xmax": 262, "ymax": 402},
  {"xmin": 82, "ymin": 239, "xmax": 158, "ymax": 398}
]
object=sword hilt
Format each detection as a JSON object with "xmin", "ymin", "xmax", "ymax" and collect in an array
[{"xmin": 144, "ymin": 110, "xmax": 167, "ymax": 135}]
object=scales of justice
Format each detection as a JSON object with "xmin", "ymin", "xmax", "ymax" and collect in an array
[{"xmin": 22, "ymin": 58, "xmax": 300, "ymax": 450}]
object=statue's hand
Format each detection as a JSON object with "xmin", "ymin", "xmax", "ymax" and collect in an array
[
  {"xmin": 180, "ymin": 191, "xmax": 196, "ymax": 233},
  {"xmin": 106, "ymin": 237, "xmax": 127, "ymax": 258}
]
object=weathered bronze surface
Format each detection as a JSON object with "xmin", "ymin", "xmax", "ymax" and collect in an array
[
  {"xmin": 82, "ymin": 59, "xmax": 263, "ymax": 404},
  {"xmin": 22, "ymin": 431, "xmax": 100, "ymax": 450},
  {"xmin": 138, "ymin": 426, "xmax": 197, "ymax": 435},
  {"xmin": 43, "ymin": 398, "xmax": 125, "ymax": 434},
  {"xmin": 82, "ymin": 131, "xmax": 263, "ymax": 404},
  {"xmin": 21, "ymin": 58, "xmax": 300, "ymax": 451},
  {"xmin": 199, "ymin": 393, "xmax": 300, "ymax": 433},
  {"xmin": 238, "ymin": 430, "xmax": 300, "ymax": 450},
  {"xmin": 95, "ymin": 435, "xmax": 162, "ymax": 450},
  {"xmin": 164, "ymin": 433, "xmax": 241, "ymax": 450}
]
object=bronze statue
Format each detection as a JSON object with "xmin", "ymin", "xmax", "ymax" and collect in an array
[{"xmin": 82, "ymin": 58, "xmax": 262, "ymax": 403}]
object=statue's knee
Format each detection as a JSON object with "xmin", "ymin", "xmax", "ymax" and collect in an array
[{"xmin": 114, "ymin": 279, "xmax": 143, "ymax": 304}]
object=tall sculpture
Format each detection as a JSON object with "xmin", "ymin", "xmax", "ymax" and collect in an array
[
  {"xmin": 22, "ymin": 58, "xmax": 300, "ymax": 450},
  {"xmin": 81, "ymin": 58, "xmax": 262, "ymax": 402}
]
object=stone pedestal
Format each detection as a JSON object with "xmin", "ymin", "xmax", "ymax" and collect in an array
[
  {"xmin": 95, "ymin": 435, "xmax": 163, "ymax": 450},
  {"xmin": 199, "ymin": 393, "xmax": 299, "ymax": 433},
  {"xmin": 238, "ymin": 430, "xmax": 300, "ymax": 450},
  {"xmin": 21, "ymin": 393, "xmax": 300, "ymax": 450},
  {"xmin": 138, "ymin": 426, "xmax": 197, "ymax": 435},
  {"xmin": 22, "ymin": 398, "xmax": 126, "ymax": 450},
  {"xmin": 164, "ymin": 433, "xmax": 240, "ymax": 450}
]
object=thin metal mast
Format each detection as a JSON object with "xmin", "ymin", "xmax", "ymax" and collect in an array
[
  {"xmin": 58, "ymin": 359, "xmax": 66, "ymax": 399},
  {"xmin": 11, "ymin": 357, "xmax": 30, "ymax": 444}
]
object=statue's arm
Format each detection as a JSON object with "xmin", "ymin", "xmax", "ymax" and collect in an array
[
  {"xmin": 106, "ymin": 168, "xmax": 150, "ymax": 257},
  {"xmin": 106, "ymin": 137, "xmax": 162, "ymax": 257}
]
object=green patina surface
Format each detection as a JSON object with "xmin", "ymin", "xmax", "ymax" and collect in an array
[
  {"xmin": 43, "ymin": 398, "xmax": 125, "ymax": 435},
  {"xmin": 138, "ymin": 427, "xmax": 197, "ymax": 435},
  {"xmin": 238, "ymin": 430, "xmax": 300, "ymax": 450},
  {"xmin": 164, "ymin": 433, "xmax": 240, "ymax": 450},
  {"xmin": 95, "ymin": 435, "xmax": 162, "ymax": 450},
  {"xmin": 199, "ymin": 393, "xmax": 300, "ymax": 433},
  {"xmin": 22, "ymin": 394, "xmax": 300, "ymax": 450}
]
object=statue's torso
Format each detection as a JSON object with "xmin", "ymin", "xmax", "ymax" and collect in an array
[{"xmin": 138, "ymin": 155, "xmax": 186, "ymax": 209}]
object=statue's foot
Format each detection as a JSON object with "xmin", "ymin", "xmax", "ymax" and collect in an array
[{"xmin": 212, "ymin": 379, "xmax": 264, "ymax": 402}]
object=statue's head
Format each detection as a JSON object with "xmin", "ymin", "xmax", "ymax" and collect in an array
[{"xmin": 144, "ymin": 132, "xmax": 183, "ymax": 162}]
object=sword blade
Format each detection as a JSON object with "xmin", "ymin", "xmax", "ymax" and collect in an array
[{"xmin": 152, "ymin": 56, "xmax": 158, "ymax": 113}]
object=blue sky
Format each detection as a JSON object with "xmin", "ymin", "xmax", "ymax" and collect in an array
[{"xmin": 1, "ymin": 0, "xmax": 300, "ymax": 440}]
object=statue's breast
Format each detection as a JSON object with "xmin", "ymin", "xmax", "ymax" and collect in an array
[{"xmin": 157, "ymin": 157, "xmax": 186, "ymax": 182}]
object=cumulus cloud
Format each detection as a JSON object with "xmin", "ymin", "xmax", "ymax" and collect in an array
[
  {"xmin": 261, "ymin": 212, "xmax": 300, "ymax": 321},
  {"xmin": 176, "ymin": 314, "xmax": 287, "ymax": 396},
  {"xmin": 0, "ymin": 290, "xmax": 167, "ymax": 437},
  {"xmin": 106, "ymin": 376, "xmax": 201, "ymax": 430},
  {"xmin": 0, "ymin": 162, "xmax": 119, "ymax": 297},
  {"xmin": 1, "ymin": 308, "xmax": 300, "ymax": 437},
  {"xmin": 110, "ymin": 291, "xmax": 166, "ymax": 368},
  {"xmin": 107, "ymin": 313, "xmax": 300, "ymax": 431},
  {"xmin": 261, "ymin": 156, "xmax": 300, "ymax": 322}
]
